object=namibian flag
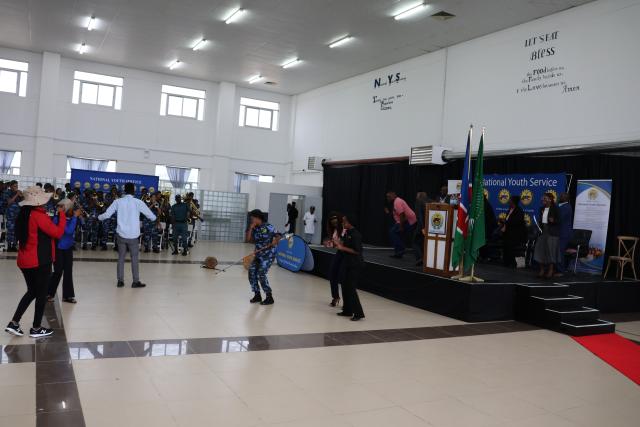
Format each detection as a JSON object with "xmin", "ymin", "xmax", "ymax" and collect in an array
[{"xmin": 451, "ymin": 127, "xmax": 473, "ymax": 269}]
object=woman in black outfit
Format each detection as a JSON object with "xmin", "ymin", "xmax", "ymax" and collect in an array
[
  {"xmin": 334, "ymin": 214, "xmax": 365, "ymax": 321},
  {"xmin": 534, "ymin": 193, "xmax": 561, "ymax": 278},
  {"xmin": 501, "ymin": 195, "xmax": 527, "ymax": 268},
  {"xmin": 324, "ymin": 212, "xmax": 344, "ymax": 307}
]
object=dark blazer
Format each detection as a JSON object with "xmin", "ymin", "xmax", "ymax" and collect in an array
[
  {"xmin": 503, "ymin": 206, "xmax": 527, "ymax": 244},
  {"xmin": 538, "ymin": 204, "xmax": 561, "ymax": 237},
  {"xmin": 558, "ymin": 203, "xmax": 573, "ymax": 240}
]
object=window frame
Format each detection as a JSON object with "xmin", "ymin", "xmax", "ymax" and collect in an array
[
  {"xmin": 160, "ymin": 85, "xmax": 205, "ymax": 121},
  {"xmin": 0, "ymin": 58, "xmax": 29, "ymax": 97},
  {"xmin": 238, "ymin": 97, "xmax": 280, "ymax": 131},
  {"xmin": 72, "ymin": 71, "xmax": 123, "ymax": 110}
]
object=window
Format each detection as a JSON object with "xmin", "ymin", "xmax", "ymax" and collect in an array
[
  {"xmin": 155, "ymin": 165, "xmax": 199, "ymax": 191},
  {"xmin": 160, "ymin": 85, "xmax": 205, "ymax": 120},
  {"xmin": 0, "ymin": 151, "xmax": 21, "ymax": 175},
  {"xmin": 66, "ymin": 157, "xmax": 116, "ymax": 179},
  {"xmin": 72, "ymin": 71, "xmax": 123, "ymax": 110},
  {"xmin": 233, "ymin": 172, "xmax": 274, "ymax": 193},
  {"xmin": 0, "ymin": 58, "xmax": 28, "ymax": 97},
  {"xmin": 239, "ymin": 97, "xmax": 279, "ymax": 131}
]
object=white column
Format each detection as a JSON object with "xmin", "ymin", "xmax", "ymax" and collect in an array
[
  {"xmin": 209, "ymin": 81, "xmax": 236, "ymax": 191},
  {"xmin": 33, "ymin": 52, "xmax": 61, "ymax": 178}
]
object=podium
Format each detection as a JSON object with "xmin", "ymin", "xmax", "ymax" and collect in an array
[{"xmin": 423, "ymin": 203, "xmax": 457, "ymax": 277}]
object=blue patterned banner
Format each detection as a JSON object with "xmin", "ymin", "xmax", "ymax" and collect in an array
[{"xmin": 69, "ymin": 169, "xmax": 159, "ymax": 195}]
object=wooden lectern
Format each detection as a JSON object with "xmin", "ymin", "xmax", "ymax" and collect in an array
[{"xmin": 423, "ymin": 202, "xmax": 457, "ymax": 277}]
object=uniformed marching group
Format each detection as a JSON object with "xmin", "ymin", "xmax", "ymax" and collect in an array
[{"xmin": 0, "ymin": 179, "xmax": 202, "ymax": 255}]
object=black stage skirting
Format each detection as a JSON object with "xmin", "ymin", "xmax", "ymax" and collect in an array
[{"xmin": 310, "ymin": 246, "xmax": 640, "ymax": 322}]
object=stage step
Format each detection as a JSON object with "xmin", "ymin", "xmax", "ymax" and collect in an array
[
  {"xmin": 515, "ymin": 284, "xmax": 615, "ymax": 336},
  {"xmin": 560, "ymin": 319, "xmax": 616, "ymax": 336}
]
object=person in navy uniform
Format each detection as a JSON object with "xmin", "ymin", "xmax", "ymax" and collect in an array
[
  {"xmin": 142, "ymin": 193, "xmax": 161, "ymax": 253},
  {"xmin": 246, "ymin": 209, "xmax": 281, "ymax": 305},
  {"xmin": 555, "ymin": 192, "xmax": 574, "ymax": 275},
  {"xmin": 5, "ymin": 181, "xmax": 22, "ymax": 252},
  {"xmin": 102, "ymin": 186, "xmax": 119, "ymax": 250},
  {"xmin": 334, "ymin": 214, "xmax": 365, "ymax": 321}
]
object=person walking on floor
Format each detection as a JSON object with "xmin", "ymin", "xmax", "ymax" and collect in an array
[
  {"xmin": 246, "ymin": 209, "xmax": 281, "ymax": 305},
  {"xmin": 334, "ymin": 214, "xmax": 365, "ymax": 321},
  {"xmin": 555, "ymin": 193, "xmax": 573, "ymax": 276},
  {"xmin": 534, "ymin": 193, "xmax": 561, "ymax": 279},
  {"xmin": 5, "ymin": 186, "xmax": 66, "ymax": 338},
  {"xmin": 303, "ymin": 206, "xmax": 317, "ymax": 243},
  {"xmin": 385, "ymin": 190, "xmax": 417, "ymax": 259},
  {"xmin": 286, "ymin": 201, "xmax": 299, "ymax": 234},
  {"xmin": 324, "ymin": 212, "xmax": 345, "ymax": 307},
  {"xmin": 98, "ymin": 182, "xmax": 156, "ymax": 288},
  {"xmin": 47, "ymin": 199, "xmax": 82, "ymax": 304},
  {"xmin": 170, "ymin": 195, "xmax": 190, "ymax": 256}
]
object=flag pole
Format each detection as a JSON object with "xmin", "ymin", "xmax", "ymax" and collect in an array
[{"xmin": 452, "ymin": 124, "xmax": 472, "ymax": 280}]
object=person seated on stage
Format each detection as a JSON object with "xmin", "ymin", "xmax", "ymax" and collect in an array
[
  {"xmin": 500, "ymin": 195, "xmax": 527, "ymax": 268},
  {"xmin": 385, "ymin": 190, "xmax": 417, "ymax": 259},
  {"xmin": 436, "ymin": 185, "xmax": 450, "ymax": 204},
  {"xmin": 555, "ymin": 192, "xmax": 573, "ymax": 276},
  {"xmin": 334, "ymin": 214, "xmax": 365, "ymax": 321},
  {"xmin": 534, "ymin": 193, "xmax": 561, "ymax": 278}
]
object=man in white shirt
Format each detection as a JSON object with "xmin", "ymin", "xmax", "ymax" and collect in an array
[
  {"xmin": 303, "ymin": 206, "xmax": 317, "ymax": 244},
  {"xmin": 98, "ymin": 182, "xmax": 156, "ymax": 288}
]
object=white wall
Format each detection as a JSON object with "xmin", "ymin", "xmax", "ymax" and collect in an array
[
  {"xmin": 240, "ymin": 180, "xmax": 323, "ymax": 212},
  {"xmin": 0, "ymin": 47, "xmax": 295, "ymax": 192},
  {"xmin": 291, "ymin": 0, "xmax": 640, "ymax": 182}
]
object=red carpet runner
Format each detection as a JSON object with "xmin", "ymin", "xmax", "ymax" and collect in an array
[{"xmin": 573, "ymin": 333, "xmax": 640, "ymax": 385}]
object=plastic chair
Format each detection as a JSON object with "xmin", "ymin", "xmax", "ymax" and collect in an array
[
  {"xmin": 604, "ymin": 236, "xmax": 638, "ymax": 280},
  {"xmin": 564, "ymin": 229, "xmax": 592, "ymax": 273}
]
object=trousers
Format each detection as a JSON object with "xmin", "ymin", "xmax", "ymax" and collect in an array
[
  {"xmin": 248, "ymin": 254, "xmax": 275, "ymax": 294},
  {"xmin": 341, "ymin": 262, "xmax": 364, "ymax": 317},
  {"xmin": 13, "ymin": 264, "xmax": 52, "ymax": 328},
  {"xmin": 328, "ymin": 252, "xmax": 343, "ymax": 299},
  {"xmin": 48, "ymin": 248, "xmax": 75, "ymax": 299},
  {"xmin": 117, "ymin": 235, "xmax": 140, "ymax": 283},
  {"xmin": 173, "ymin": 223, "xmax": 189, "ymax": 250},
  {"xmin": 389, "ymin": 222, "xmax": 417, "ymax": 256}
]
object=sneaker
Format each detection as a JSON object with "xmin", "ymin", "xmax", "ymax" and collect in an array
[
  {"xmin": 29, "ymin": 327, "xmax": 54, "ymax": 338},
  {"xmin": 131, "ymin": 281, "xmax": 146, "ymax": 288},
  {"xmin": 350, "ymin": 314, "xmax": 365, "ymax": 321},
  {"xmin": 182, "ymin": 250, "xmax": 188, "ymax": 256},
  {"xmin": 250, "ymin": 293, "xmax": 262, "ymax": 304},
  {"xmin": 4, "ymin": 322, "xmax": 23, "ymax": 337},
  {"xmin": 117, "ymin": 280, "xmax": 125, "ymax": 288},
  {"xmin": 260, "ymin": 294, "xmax": 275, "ymax": 305}
]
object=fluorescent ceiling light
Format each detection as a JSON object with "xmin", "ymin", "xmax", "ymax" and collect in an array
[
  {"xmin": 78, "ymin": 43, "xmax": 87, "ymax": 55},
  {"xmin": 192, "ymin": 38, "xmax": 207, "ymax": 51},
  {"xmin": 394, "ymin": 2, "xmax": 427, "ymax": 20},
  {"xmin": 282, "ymin": 58, "xmax": 301, "ymax": 69},
  {"xmin": 87, "ymin": 15, "xmax": 96, "ymax": 31},
  {"xmin": 248, "ymin": 74, "xmax": 263, "ymax": 84},
  {"xmin": 225, "ymin": 8, "xmax": 245, "ymax": 24},
  {"xmin": 328, "ymin": 35, "xmax": 352, "ymax": 48},
  {"xmin": 169, "ymin": 59, "xmax": 181, "ymax": 70}
]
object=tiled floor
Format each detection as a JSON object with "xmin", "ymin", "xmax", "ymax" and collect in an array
[{"xmin": 1, "ymin": 241, "xmax": 639, "ymax": 426}]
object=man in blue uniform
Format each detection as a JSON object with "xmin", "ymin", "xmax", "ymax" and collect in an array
[
  {"xmin": 142, "ymin": 193, "xmax": 161, "ymax": 253},
  {"xmin": 4, "ymin": 181, "xmax": 21, "ymax": 252},
  {"xmin": 246, "ymin": 209, "xmax": 281, "ymax": 305},
  {"xmin": 170, "ymin": 195, "xmax": 190, "ymax": 256}
]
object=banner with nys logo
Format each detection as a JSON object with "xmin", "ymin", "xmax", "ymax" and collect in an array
[
  {"xmin": 70, "ymin": 169, "xmax": 159, "ymax": 196},
  {"xmin": 573, "ymin": 179, "xmax": 612, "ymax": 274},
  {"xmin": 483, "ymin": 173, "xmax": 567, "ymax": 228}
]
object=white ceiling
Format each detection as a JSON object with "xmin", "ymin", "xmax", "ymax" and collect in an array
[{"xmin": 0, "ymin": 0, "xmax": 593, "ymax": 95}]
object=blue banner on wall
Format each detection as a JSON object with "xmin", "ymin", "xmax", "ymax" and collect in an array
[
  {"xmin": 484, "ymin": 173, "xmax": 567, "ymax": 227},
  {"xmin": 69, "ymin": 169, "xmax": 159, "ymax": 195},
  {"xmin": 276, "ymin": 235, "xmax": 315, "ymax": 272},
  {"xmin": 573, "ymin": 179, "xmax": 612, "ymax": 274}
]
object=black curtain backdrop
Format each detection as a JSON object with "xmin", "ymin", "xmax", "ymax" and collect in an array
[{"xmin": 322, "ymin": 152, "xmax": 640, "ymax": 257}]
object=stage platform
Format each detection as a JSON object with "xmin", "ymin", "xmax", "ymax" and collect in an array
[{"xmin": 310, "ymin": 246, "xmax": 640, "ymax": 323}]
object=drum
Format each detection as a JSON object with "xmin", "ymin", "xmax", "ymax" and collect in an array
[
  {"xmin": 202, "ymin": 256, "xmax": 218, "ymax": 269},
  {"xmin": 242, "ymin": 254, "xmax": 255, "ymax": 270}
]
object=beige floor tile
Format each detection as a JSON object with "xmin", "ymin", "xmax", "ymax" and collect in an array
[
  {"xmin": 557, "ymin": 397, "xmax": 640, "ymax": 427},
  {"xmin": 77, "ymin": 377, "xmax": 162, "ymax": 409},
  {"xmin": 241, "ymin": 390, "xmax": 333, "ymax": 424},
  {"xmin": 305, "ymin": 383, "xmax": 395, "ymax": 414},
  {"xmin": 0, "ymin": 414, "xmax": 36, "ymax": 427},
  {"xmin": 151, "ymin": 371, "xmax": 235, "ymax": 401},
  {"xmin": 0, "ymin": 363, "xmax": 35, "ymax": 386},
  {"xmin": 345, "ymin": 406, "xmax": 431, "ymax": 427},
  {"xmin": 72, "ymin": 357, "xmax": 147, "ymax": 382},
  {"xmin": 83, "ymin": 401, "xmax": 177, "ymax": 427},
  {"xmin": 217, "ymin": 369, "xmax": 302, "ymax": 398},
  {"xmin": 456, "ymin": 389, "xmax": 547, "ymax": 421},
  {"xmin": 363, "ymin": 379, "xmax": 449, "ymax": 406},
  {"xmin": 168, "ymin": 397, "xmax": 261, "ymax": 427},
  {"xmin": 404, "ymin": 397, "xmax": 498, "ymax": 427},
  {"xmin": 0, "ymin": 384, "xmax": 34, "ymax": 417},
  {"xmin": 139, "ymin": 354, "xmax": 210, "ymax": 377}
]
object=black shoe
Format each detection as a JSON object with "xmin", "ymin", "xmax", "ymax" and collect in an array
[
  {"xmin": 188, "ymin": 243, "xmax": 194, "ymax": 248},
  {"xmin": 131, "ymin": 282, "xmax": 146, "ymax": 288},
  {"xmin": 117, "ymin": 281, "xmax": 125, "ymax": 288},
  {"xmin": 144, "ymin": 247, "xmax": 150, "ymax": 253},
  {"xmin": 330, "ymin": 298, "xmax": 341, "ymax": 307},
  {"xmin": 182, "ymin": 250, "xmax": 188, "ymax": 256},
  {"xmin": 91, "ymin": 245, "xmax": 97, "ymax": 251},
  {"xmin": 101, "ymin": 245, "xmax": 108, "ymax": 251},
  {"xmin": 153, "ymin": 248, "xmax": 160, "ymax": 253},
  {"xmin": 250, "ymin": 293, "xmax": 262, "ymax": 304},
  {"xmin": 351, "ymin": 314, "xmax": 365, "ymax": 321},
  {"xmin": 337, "ymin": 312, "xmax": 352, "ymax": 317},
  {"xmin": 82, "ymin": 244, "xmax": 88, "ymax": 250},
  {"xmin": 172, "ymin": 250, "xmax": 179, "ymax": 255},
  {"xmin": 5, "ymin": 322, "xmax": 23, "ymax": 337},
  {"xmin": 29, "ymin": 327, "xmax": 54, "ymax": 338},
  {"xmin": 7, "ymin": 246, "xmax": 17, "ymax": 252},
  {"xmin": 113, "ymin": 246, "xmax": 119, "ymax": 251},
  {"xmin": 260, "ymin": 294, "xmax": 274, "ymax": 305}
]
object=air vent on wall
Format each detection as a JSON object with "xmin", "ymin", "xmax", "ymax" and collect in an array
[
  {"xmin": 410, "ymin": 146, "xmax": 449, "ymax": 165},
  {"xmin": 307, "ymin": 156, "xmax": 325, "ymax": 171},
  {"xmin": 431, "ymin": 11, "xmax": 456, "ymax": 21}
]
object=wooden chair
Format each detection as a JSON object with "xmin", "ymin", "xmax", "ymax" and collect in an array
[{"xmin": 604, "ymin": 236, "xmax": 638, "ymax": 280}]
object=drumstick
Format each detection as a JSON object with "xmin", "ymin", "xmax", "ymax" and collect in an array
[{"xmin": 214, "ymin": 233, "xmax": 294, "ymax": 274}]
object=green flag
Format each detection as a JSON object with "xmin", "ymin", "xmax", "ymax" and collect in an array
[{"xmin": 464, "ymin": 132, "xmax": 486, "ymax": 269}]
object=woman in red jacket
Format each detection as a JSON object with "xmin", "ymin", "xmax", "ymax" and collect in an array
[{"xmin": 4, "ymin": 186, "xmax": 66, "ymax": 338}]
